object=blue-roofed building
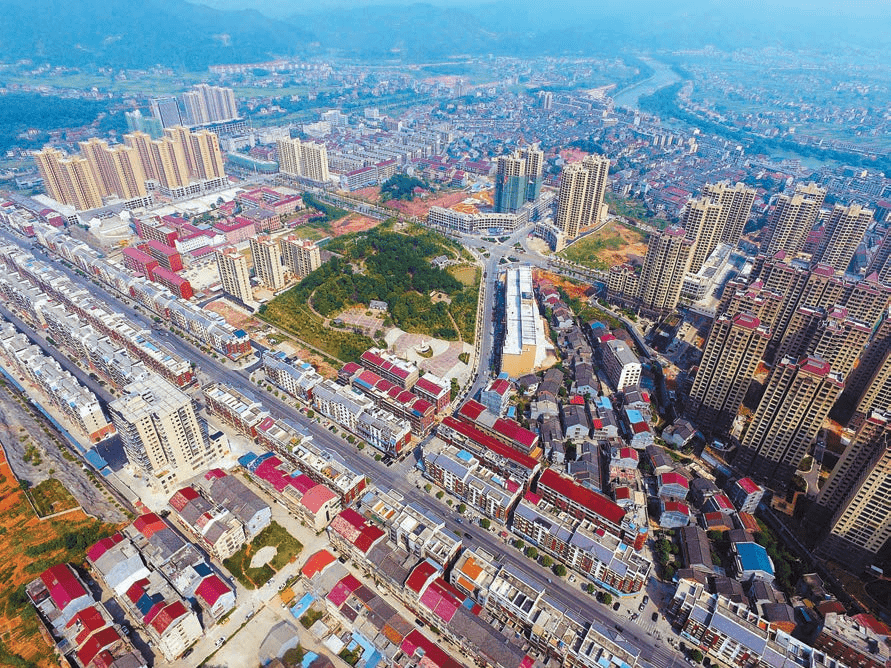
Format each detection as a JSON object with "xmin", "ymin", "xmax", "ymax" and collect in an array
[{"xmin": 734, "ymin": 542, "xmax": 774, "ymax": 582}]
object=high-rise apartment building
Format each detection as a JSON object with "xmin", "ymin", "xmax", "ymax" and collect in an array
[
  {"xmin": 280, "ymin": 236, "xmax": 321, "ymax": 279},
  {"xmin": 813, "ymin": 203, "xmax": 873, "ymax": 274},
  {"xmin": 554, "ymin": 154, "xmax": 610, "ymax": 240},
  {"xmin": 182, "ymin": 84, "xmax": 238, "ymax": 125},
  {"xmin": 763, "ymin": 182, "xmax": 825, "ymax": 257},
  {"xmin": 150, "ymin": 96, "xmax": 183, "ymax": 129},
  {"xmin": 819, "ymin": 417, "xmax": 891, "ymax": 570},
  {"xmin": 109, "ymin": 375, "xmax": 217, "ymax": 492},
  {"xmin": 216, "ymin": 246, "xmax": 252, "ymax": 304},
  {"xmin": 250, "ymin": 235, "xmax": 285, "ymax": 291},
  {"xmin": 816, "ymin": 411, "xmax": 891, "ymax": 522},
  {"xmin": 687, "ymin": 312, "xmax": 770, "ymax": 434},
  {"xmin": 149, "ymin": 137, "xmax": 191, "ymax": 190},
  {"xmin": 702, "ymin": 181, "xmax": 756, "ymax": 247},
  {"xmin": 186, "ymin": 129, "xmax": 226, "ymax": 180},
  {"xmin": 494, "ymin": 146, "xmax": 543, "ymax": 213},
  {"xmin": 107, "ymin": 145, "xmax": 148, "ymax": 200},
  {"xmin": 637, "ymin": 226, "xmax": 694, "ymax": 315},
  {"xmin": 34, "ymin": 148, "xmax": 104, "ymax": 211},
  {"xmin": 277, "ymin": 137, "xmax": 330, "ymax": 183},
  {"xmin": 682, "ymin": 198, "xmax": 724, "ymax": 273},
  {"xmin": 79, "ymin": 137, "xmax": 119, "ymax": 197},
  {"xmin": 124, "ymin": 132, "xmax": 158, "ymax": 181},
  {"xmin": 735, "ymin": 356, "xmax": 843, "ymax": 490}
]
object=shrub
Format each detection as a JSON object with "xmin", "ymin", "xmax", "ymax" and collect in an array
[{"xmin": 480, "ymin": 518, "xmax": 491, "ymax": 529}]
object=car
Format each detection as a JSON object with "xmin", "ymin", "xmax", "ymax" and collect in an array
[
  {"xmin": 216, "ymin": 638, "xmax": 224, "ymax": 647},
  {"xmin": 639, "ymin": 602, "xmax": 647, "ymax": 612},
  {"xmin": 568, "ymin": 575, "xmax": 576, "ymax": 583},
  {"xmin": 182, "ymin": 648, "xmax": 194, "ymax": 659},
  {"xmin": 415, "ymin": 618, "xmax": 426, "ymax": 628},
  {"xmin": 456, "ymin": 518, "xmax": 462, "ymax": 524},
  {"xmin": 463, "ymin": 532, "xmax": 472, "ymax": 539},
  {"xmin": 652, "ymin": 612, "xmax": 659, "ymax": 622},
  {"xmin": 547, "ymin": 578, "xmax": 552, "ymax": 584},
  {"xmin": 613, "ymin": 602, "xmax": 621, "ymax": 611}
]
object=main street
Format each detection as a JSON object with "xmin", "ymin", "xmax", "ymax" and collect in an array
[{"xmin": 0, "ymin": 228, "xmax": 685, "ymax": 667}]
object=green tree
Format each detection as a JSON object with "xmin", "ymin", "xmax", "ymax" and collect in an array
[
  {"xmin": 457, "ymin": 504, "xmax": 467, "ymax": 514},
  {"xmin": 480, "ymin": 518, "xmax": 491, "ymax": 529},
  {"xmin": 553, "ymin": 564, "xmax": 567, "ymax": 577},
  {"xmin": 689, "ymin": 649, "xmax": 703, "ymax": 663},
  {"xmin": 601, "ymin": 592, "xmax": 613, "ymax": 605},
  {"xmin": 525, "ymin": 546, "xmax": 538, "ymax": 560},
  {"xmin": 540, "ymin": 555, "xmax": 553, "ymax": 568}
]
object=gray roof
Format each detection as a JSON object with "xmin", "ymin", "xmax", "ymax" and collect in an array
[
  {"xmin": 680, "ymin": 525, "xmax": 713, "ymax": 571},
  {"xmin": 209, "ymin": 474, "xmax": 271, "ymax": 524},
  {"xmin": 446, "ymin": 606, "xmax": 526, "ymax": 668},
  {"xmin": 178, "ymin": 495, "xmax": 213, "ymax": 525}
]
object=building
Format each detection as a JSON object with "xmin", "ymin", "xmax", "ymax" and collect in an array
[
  {"xmin": 687, "ymin": 313, "xmax": 771, "ymax": 435},
  {"xmin": 764, "ymin": 182, "xmax": 826, "ymax": 257},
  {"xmin": 203, "ymin": 470, "xmax": 271, "ymax": 539},
  {"xmin": 682, "ymin": 198, "xmax": 724, "ymax": 274},
  {"xmin": 813, "ymin": 203, "xmax": 873, "ymax": 273},
  {"xmin": 216, "ymin": 246, "xmax": 252, "ymax": 304},
  {"xmin": 501, "ymin": 266, "xmax": 554, "ymax": 377},
  {"xmin": 734, "ymin": 542, "xmax": 775, "ymax": 582},
  {"xmin": 554, "ymin": 154, "xmax": 610, "ymax": 240},
  {"xmin": 250, "ymin": 235, "xmax": 285, "ymax": 291},
  {"xmin": 279, "ymin": 236, "xmax": 321, "ymax": 278},
  {"xmin": 261, "ymin": 350, "xmax": 322, "ymax": 400},
  {"xmin": 34, "ymin": 148, "xmax": 104, "ymax": 210},
  {"xmin": 108, "ymin": 375, "xmax": 220, "ymax": 492},
  {"xmin": 494, "ymin": 146, "xmax": 543, "ymax": 213},
  {"xmin": 182, "ymin": 84, "xmax": 238, "ymax": 125},
  {"xmin": 735, "ymin": 356, "xmax": 843, "ymax": 491},
  {"xmin": 358, "ymin": 348, "xmax": 419, "ymax": 389},
  {"xmin": 150, "ymin": 97, "xmax": 183, "ymax": 128},
  {"xmin": 728, "ymin": 478, "xmax": 765, "ymax": 514},
  {"xmin": 811, "ymin": 611, "xmax": 891, "ymax": 668},
  {"xmin": 480, "ymin": 377, "xmax": 512, "ymax": 416},
  {"xmin": 168, "ymin": 487, "xmax": 245, "ymax": 561},
  {"xmin": 638, "ymin": 226, "xmax": 694, "ymax": 315},
  {"xmin": 820, "ymin": 438, "xmax": 891, "ymax": 570},
  {"xmin": 277, "ymin": 137, "xmax": 330, "ymax": 183},
  {"xmin": 702, "ymin": 181, "xmax": 756, "ymax": 247},
  {"xmin": 601, "ymin": 338, "xmax": 641, "ymax": 391},
  {"xmin": 411, "ymin": 373, "xmax": 451, "ymax": 413}
]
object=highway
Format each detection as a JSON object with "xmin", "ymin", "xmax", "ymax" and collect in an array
[{"xmin": 0, "ymin": 228, "xmax": 685, "ymax": 667}]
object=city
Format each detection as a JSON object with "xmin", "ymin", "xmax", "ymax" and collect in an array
[{"xmin": 0, "ymin": 3, "xmax": 891, "ymax": 668}]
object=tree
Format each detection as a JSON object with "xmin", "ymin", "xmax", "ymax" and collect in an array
[
  {"xmin": 457, "ymin": 504, "xmax": 467, "ymax": 514},
  {"xmin": 689, "ymin": 649, "xmax": 703, "ymax": 663},
  {"xmin": 525, "ymin": 546, "xmax": 538, "ymax": 560},
  {"xmin": 553, "ymin": 564, "xmax": 567, "ymax": 577},
  {"xmin": 586, "ymin": 584, "xmax": 595, "ymax": 595},
  {"xmin": 480, "ymin": 518, "xmax": 491, "ymax": 529},
  {"xmin": 514, "ymin": 539, "xmax": 525, "ymax": 550},
  {"xmin": 540, "ymin": 555, "xmax": 553, "ymax": 568},
  {"xmin": 436, "ymin": 491, "xmax": 444, "ymax": 500},
  {"xmin": 601, "ymin": 592, "xmax": 613, "ymax": 605}
]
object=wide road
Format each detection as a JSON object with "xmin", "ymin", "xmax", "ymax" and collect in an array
[{"xmin": 0, "ymin": 228, "xmax": 685, "ymax": 667}]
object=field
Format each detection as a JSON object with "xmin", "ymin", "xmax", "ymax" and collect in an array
[
  {"xmin": 448, "ymin": 264, "xmax": 480, "ymax": 287},
  {"xmin": 0, "ymin": 449, "xmax": 119, "ymax": 668},
  {"xmin": 558, "ymin": 221, "xmax": 647, "ymax": 269},
  {"xmin": 297, "ymin": 212, "xmax": 381, "ymax": 242},
  {"xmin": 26, "ymin": 478, "xmax": 80, "ymax": 517},
  {"xmin": 223, "ymin": 521, "xmax": 302, "ymax": 590}
]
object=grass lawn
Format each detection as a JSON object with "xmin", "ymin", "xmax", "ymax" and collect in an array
[
  {"xmin": 299, "ymin": 608, "xmax": 324, "ymax": 629},
  {"xmin": 448, "ymin": 264, "xmax": 480, "ymax": 286},
  {"xmin": 26, "ymin": 478, "xmax": 80, "ymax": 517},
  {"xmin": 223, "ymin": 521, "xmax": 303, "ymax": 590}
]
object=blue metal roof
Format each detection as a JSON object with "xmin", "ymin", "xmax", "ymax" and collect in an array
[{"xmin": 735, "ymin": 542, "xmax": 774, "ymax": 575}]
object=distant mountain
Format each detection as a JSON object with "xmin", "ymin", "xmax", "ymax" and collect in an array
[
  {"xmin": 0, "ymin": 0, "xmax": 307, "ymax": 69},
  {"xmin": 0, "ymin": 0, "xmax": 887, "ymax": 70}
]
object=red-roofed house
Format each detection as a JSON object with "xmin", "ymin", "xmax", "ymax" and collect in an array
[
  {"xmin": 412, "ymin": 374, "xmax": 450, "ymax": 413},
  {"xmin": 148, "ymin": 600, "xmax": 202, "ymax": 660},
  {"xmin": 359, "ymin": 349, "xmax": 419, "ymax": 389},
  {"xmin": 195, "ymin": 575, "xmax": 235, "ymax": 619},
  {"xmin": 76, "ymin": 626, "xmax": 123, "ymax": 668},
  {"xmin": 660, "ymin": 500, "xmax": 691, "ymax": 529},
  {"xmin": 33, "ymin": 564, "xmax": 93, "ymax": 626},
  {"xmin": 405, "ymin": 559, "xmax": 441, "ymax": 596},
  {"xmin": 302, "ymin": 550, "xmax": 337, "ymax": 579},
  {"xmin": 658, "ymin": 472, "xmax": 690, "ymax": 500},
  {"xmin": 327, "ymin": 574, "xmax": 362, "ymax": 607},
  {"xmin": 536, "ymin": 468, "xmax": 626, "ymax": 536},
  {"xmin": 401, "ymin": 629, "xmax": 463, "ymax": 668},
  {"xmin": 143, "ymin": 240, "xmax": 184, "ymax": 272},
  {"xmin": 703, "ymin": 493, "xmax": 736, "ymax": 515},
  {"xmin": 700, "ymin": 512, "xmax": 734, "ymax": 532},
  {"xmin": 728, "ymin": 477, "xmax": 765, "ymax": 514},
  {"xmin": 328, "ymin": 509, "xmax": 386, "ymax": 556},
  {"xmin": 86, "ymin": 533, "xmax": 124, "ymax": 563},
  {"xmin": 480, "ymin": 378, "xmax": 512, "ymax": 416},
  {"xmin": 132, "ymin": 513, "xmax": 167, "ymax": 538}
]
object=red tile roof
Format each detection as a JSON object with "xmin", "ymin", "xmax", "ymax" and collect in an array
[
  {"xmin": 493, "ymin": 418, "xmax": 538, "ymax": 449},
  {"xmin": 301, "ymin": 484, "xmax": 337, "ymax": 514},
  {"xmin": 406, "ymin": 560, "xmax": 439, "ymax": 594},
  {"xmin": 853, "ymin": 613, "xmax": 891, "ymax": 637},
  {"xmin": 736, "ymin": 477, "xmax": 761, "ymax": 495},
  {"xmin": 488, "ymin": 378, "xmax": 511, "ymax": 396},
  {"xmin": 414, "ymin": 376, "xmax": 448, "ymax": 397},
  {"xmin": 440, "ymin": 417, "xmax": 539, "ymax": 471},
  {"xmin": 196, "ymin": 574, "xmax": 232, "ymax": 607},
  {"xmin": 302, "ymin": 549, "xmax": 337, "ymax": 579},
  {"xmin": 401, "ymin": 630, "xmax": 463, "ymax": 668},
  {"xmin": 149, "ymin": 601, "xmax": 189, "ymax": 635},
  {"xmin": 40, "ymin": 564, "xmax": 87, "ymax": 610},
  {"xmin": 663, "ymin": 501, "xmax": 690, "ymax": 515},
  {"xmin": 76, "ymin": 626, "xmax": 120, "ymax": 667},
  {"xmin": 538, "ymin": 469, "xmax": 626, "ymax": 525},
  {"xmin": 67, "ymin": 605, "xmax": 107, "ymax": 645},
  {"xmin": 86, "ymin": 533, "xmax": 123, "ymax": 563},
  {"xmin": 659, "ymin": 472, "xmax": 689, "ymax": 489},
  {"xmin": 133, "ymin": 513, "xmax": 167, "ymax": 538},
  {"xmin": 125, "ymin": 579, "xmax": 150, "ymax": 604},
  {"xmin": 458, "ymin": 400, "xmax": 486, "ymax": 421},
  {"xmin": 327, "ymin": 574, "xmax": 362, "ymax": 607},
  {"xmin": 169, "ymin": 487, "xmax": 200, "ymax": 512}
]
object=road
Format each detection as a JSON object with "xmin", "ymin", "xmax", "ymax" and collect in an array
[{"xmin": 0, "ymin": 228, "xmax": 686, "ymax": 667}]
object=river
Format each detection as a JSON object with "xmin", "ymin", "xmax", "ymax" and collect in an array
[{"xmin": 611, "ymin": 57, "xmax": 682, "ymax": 111}]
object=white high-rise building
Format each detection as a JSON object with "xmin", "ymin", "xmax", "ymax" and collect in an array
[
  {"xmin": 109, "ymin": 375, "xmax": 220, "ymax": 492},
  {"xmin": 250, "ymin": 234, "xmax": 285, "ymax": 291},
  {"xmin": 216, "ymin": 246, "xmax": 252, "ymax": 304},
  {"xmin": 280, "ymin": 236, "xmax": 322, "ymax": 278}
]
